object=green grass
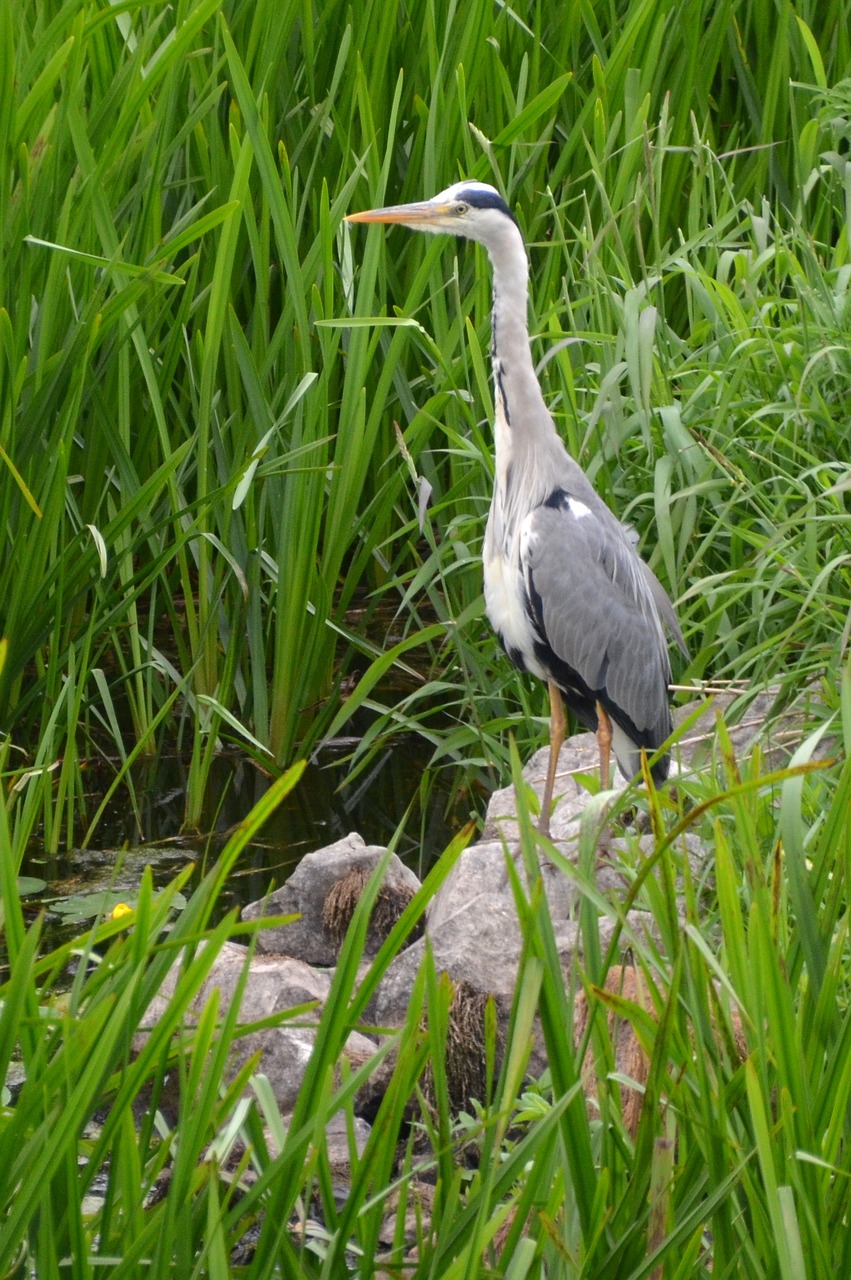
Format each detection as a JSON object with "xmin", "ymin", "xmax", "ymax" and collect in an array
[
  {"xmin": 3, "ymin": 707, "xmax": 851, "ymax": 1276},
  {"xmin": 1, "ymin": 0, "xmax": 849, "ymax": 840},
  {"xmin": 2, "ymin": 0, "xmax": 851, "ymax": 1274}
]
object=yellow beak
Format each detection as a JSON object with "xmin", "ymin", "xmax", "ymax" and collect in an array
[{"xmin": 345, "ymin": 201, "xmax": 452, "ymax": 226}]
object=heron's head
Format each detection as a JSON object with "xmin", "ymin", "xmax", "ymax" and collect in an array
[{"xmin": 346, "ymin": 180, "xmax": 519, "ymax": 250}]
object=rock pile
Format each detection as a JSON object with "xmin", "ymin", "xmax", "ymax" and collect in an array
[{"xmin": 141, "ymin": 683, "xmax": 828, "ymax": 1206}]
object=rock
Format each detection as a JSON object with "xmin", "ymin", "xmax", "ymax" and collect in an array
[
  {"xmin": 322, "ymin": 1111, "xmax": 372, "ymax": 1185},
  {"xmin": 372, "ymin": 835, "xmax": 658, "ymax": 1074},
  {"xmin": 260, "ymin": 1110, "xmax": 371, "ymax": 1189},
  {"xmin": 483, "ymin": 734, "xmax": 603, "ymax": 845},
  {"xmin": 371, "ymin": 841, "xmax": 530, "ymax": 1028},
  {"xmin": 137, "ymin": 941, "xmax": 377, "ymax": 1113},
  {"xmin": 242, "ymin": 832, "xmax": 422, "ymax": 965},
  {"xmin": 673, "ymin": 681, "xmax": 833, "ymax": 772},
  {"xmin": 378, "ymin": 1179, "xmax": 435, "ymax": 1250},
  {"xmin": 484, "ymin": 681, "xmax": 833, "ymax": 846}
]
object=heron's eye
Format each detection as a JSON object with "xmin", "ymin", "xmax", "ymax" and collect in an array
[{"xmin": 455, "ymin": 201, "xmax": 469, "ymax": 216}]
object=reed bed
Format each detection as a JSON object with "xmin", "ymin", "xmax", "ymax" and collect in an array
[{"xmin": 1, "ymin": 0, "xmax": 850, "ymax": 1273}]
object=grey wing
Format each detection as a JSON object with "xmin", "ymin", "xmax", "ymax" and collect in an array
[
  {"xmin": 520, "ymin": 496, "xmax": 675, "ymax": 740},
  {"xmin": 638, "ymin": 560, "xmax": 689, "ymax": 658}
]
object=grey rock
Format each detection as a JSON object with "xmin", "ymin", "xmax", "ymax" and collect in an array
[
  {"xmin": 484, "ymin": 681, "xmax": 832, "ymax": 848},
  {"xmin": 242, "ymin": 832, "xmax": 421, "ymax": 965},
  {"xmin": 322, "ymin": 1110, "xmax": 372, "ymax": 1182},
  {"xmin": 483, "ymin": 734, "xmax": 602, "ymax": 845},
  {"xmin": 261, "ymin": 1110, "xmax": 371, "ymax": 1186},
  {"xmin": 673, "ymin": 681, "xmax": 833, "ymax": 771},
  {"xmin": 137, "ymin": 941, "xmax": 377, "ymax": 1114},
  {"xmin": 378, "ymin": 1179, "xmax": 435, "ymax": 1249},
  {"xmin": 371, "ymin": 836, "xmax": 656, "ymax": 1036}
]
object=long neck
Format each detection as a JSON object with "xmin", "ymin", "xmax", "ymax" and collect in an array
[
  {"xmin": 481, "ymin": 226, "xmax": 593, "ymax": 548},
  {"xmin": 486, "ymin": 226, "xmax": 551, "ymax": 440}
]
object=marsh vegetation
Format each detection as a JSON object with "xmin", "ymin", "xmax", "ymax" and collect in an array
[{"xmin": 1, "ymin": 0, "xmax": 850, "ymax": 1274}]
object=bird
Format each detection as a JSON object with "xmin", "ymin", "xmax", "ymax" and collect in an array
[{"xmin": 347, "ymin": 180, "xmax": 687, "ymax": 834}]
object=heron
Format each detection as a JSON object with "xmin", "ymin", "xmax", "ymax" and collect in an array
[{"xmin": 347, "ymin": 181, "xmax": 687, "ymax": 834}]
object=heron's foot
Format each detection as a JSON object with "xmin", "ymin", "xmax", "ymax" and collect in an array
[{"xmin": 499, "ymin": 836, "xmax": 556, "ymax": 888}]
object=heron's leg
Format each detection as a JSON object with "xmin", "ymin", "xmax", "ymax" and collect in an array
[
  {"xmin": 596, "ymin": 701, "xmax": 613, "ymax": 790},
  {"xmin": 540, "ymin": 681, "xmax": 566, "ymax": 836}
]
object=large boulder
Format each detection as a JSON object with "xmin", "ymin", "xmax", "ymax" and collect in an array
[
  {"xmin": 242, "ymin": 832, "xmax": 422, "ymax": 965},
  {"xmin": 483, "ymin": 683, "xmax": 832, "ymax": 846},
  {"xmin": 482, "ymin": 733, "xmax": 604, "ymax": 845},
  {"xmin": 371, "ymin": 834, "xmax": 658, "ymax": 1030}
]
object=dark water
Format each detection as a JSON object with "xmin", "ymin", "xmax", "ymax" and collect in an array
[{"xmin": 20, "ymin": 739, "xmax": 476, "ymax": 950}]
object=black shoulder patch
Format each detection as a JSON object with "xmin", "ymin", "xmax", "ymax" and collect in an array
[{"xmin": 543, "ymin": 487, "xmax": 568, "ymax": 510}]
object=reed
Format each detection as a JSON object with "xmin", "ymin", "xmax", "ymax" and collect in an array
[{"xmin": 1, "ymin": 0, "xmax": 848, "ymax": 841}]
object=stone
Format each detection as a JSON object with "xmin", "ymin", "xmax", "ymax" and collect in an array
[
  {"xmin": 371, "ymin": 836, "xmax": 658, "ymax": 1057},
  {"xmin": 483, "ymin": 681, "xmax": 832, "ymax": 848},
  {"xmin": 322, "ymin": 1111, "xmax": 372, "ymax": 1185},
  {"xmin": 242, "ymin": 832, "xmax": 422, "ymax": 965},
  {"xmin": 378, "ymin": 1179, "xmax": 435, "ymax": 1250},
  {"xmin": 483, "ymin": 734, "xmax": 604, "ymax": 846},
  {"xmin": 673, "ymin": 681, "xmax": 833, "ymax": 772},
  {"xmin": 137, "ymin": 941, "xmax": 377, "ymax": 1113}
]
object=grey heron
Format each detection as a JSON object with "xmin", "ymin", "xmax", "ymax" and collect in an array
[{"xmin": 347, "ymin": 181, "xmax": 687, "ymax": 834}]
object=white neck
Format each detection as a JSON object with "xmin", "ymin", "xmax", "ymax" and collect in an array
[{"xmin": 486, "ymin": 226, "xmax": 550, "ymax": 435}]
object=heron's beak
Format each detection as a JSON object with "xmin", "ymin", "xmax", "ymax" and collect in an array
[{"xmin": 345, "ymin": 201, "xmax": 451, "ymax": 226}]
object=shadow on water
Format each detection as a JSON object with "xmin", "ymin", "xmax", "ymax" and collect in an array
[{"xmin": 21, "ymin": 738, "xmax": 476, "ymax": 951}]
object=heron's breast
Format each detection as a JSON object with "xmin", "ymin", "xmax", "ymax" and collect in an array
[{"xmin": 483, "ymin": 541, "xmax": 547, "ymax": 681}]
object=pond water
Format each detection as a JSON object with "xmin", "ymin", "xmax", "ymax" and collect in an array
[{"xmin": 20, "ymin": 738, "xmax": 475, "ymax": 952}]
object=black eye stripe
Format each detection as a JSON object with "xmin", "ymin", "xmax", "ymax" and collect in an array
[{"xmin": 453, "ymin": 186, "xmax": 518, "ymax": 226}]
